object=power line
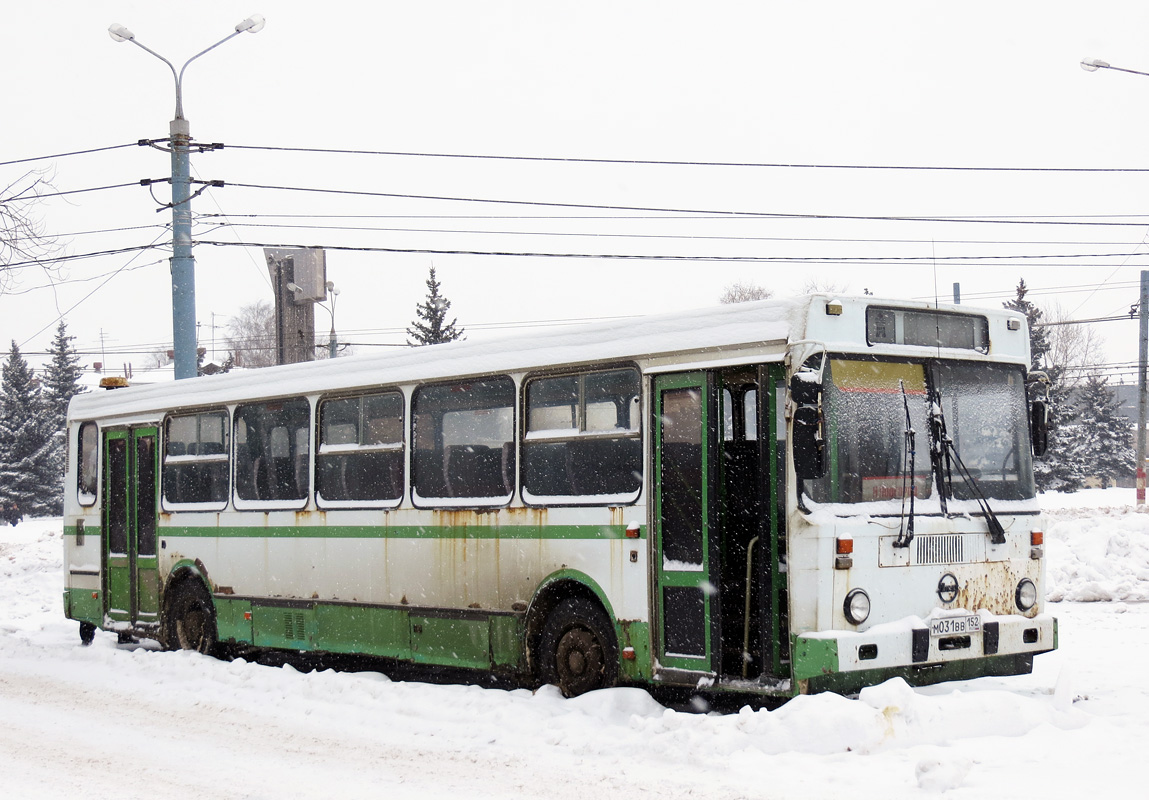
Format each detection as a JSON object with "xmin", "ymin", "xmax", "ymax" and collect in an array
[
  {"xmin": 0, "ymin": 181, "xmax": 143, "ymax": 205},
  {"xmin": 201, "ymin": 219, "xmax": 1149, "ymax": 257},
  {"xmin": 217, "ymin": 181, "xmax": 1149, "ymax": 227},
  {"xmin": 2, "ymin": 244, "xmax": 168, "ymax": 271},
  {"xmin": 0, "ymin": 142, "xmax": 140, "ymax": 168},
  {"xmin": 220, "ymin": 143, "xmax": 1149, "ymax": 173}
]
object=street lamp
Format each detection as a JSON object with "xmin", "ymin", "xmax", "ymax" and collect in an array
[
  {"xmin": 319, "ymin": 281, "xmax": 341, "ymax": 359},
  {"xmin": 109, "ymin": 15, "xmax": 265, "ymax": 380},
  {"xmin": 1081, "ymin": 56, "xmax": 1149, "ymax": 506}
]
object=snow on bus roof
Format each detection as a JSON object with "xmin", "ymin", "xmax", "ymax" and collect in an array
[
  {"xmin": 70, "ymin": 296, "xmax": 805, "ymax": 419},
  {"xmin": 68, "ymin": 294, "xmax": 1015, "ymax": 420}
]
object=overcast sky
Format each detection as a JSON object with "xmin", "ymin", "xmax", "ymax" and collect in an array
[{"xmin": 5, "ymin": 1, "xmax": 1149, "ymax": 379}]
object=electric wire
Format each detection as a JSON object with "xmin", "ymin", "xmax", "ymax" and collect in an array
[{"xmin": 220, "ymin": 143, "xmax": 1149, "ymax": 173}]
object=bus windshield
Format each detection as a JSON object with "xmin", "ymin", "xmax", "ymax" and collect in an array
[{"xmin": 805, "ymin": 358, "xmax": 1035, "ymax": 507}]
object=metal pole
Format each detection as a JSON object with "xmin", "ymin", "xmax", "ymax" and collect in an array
[
  {"xmin": 1138, "ymin": 271, "xmax": 1148, "ymax": 505},
  {"xmin": 170, "ymin": 118, "xmax": 197, "ymax": 379}
]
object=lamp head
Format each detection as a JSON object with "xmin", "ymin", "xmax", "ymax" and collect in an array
[
  {"xmin": 108, "ymin": 23, "xmax": 134, "ymax": 43},
  {"xmin": 235, "ymin": 14, "xmax": 266, "ymax": 34}
]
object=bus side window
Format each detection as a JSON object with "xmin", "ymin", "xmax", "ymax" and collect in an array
[
  {"xmin": 316, "ymin": 391, "xmax": 404, "ymax": 505},
  {"xmin": 162, "ymin": 410, "xmax": 229, "ymax": 507},
  {"xmin": 522, "ymin": 367, "xmax": 641, "ymax": 501},
  {"xmin": 413, "ymin": 378, "xmax": 515, "ymax": 503},
  {"xmin": 234, "ymin": 398, "xmax": 310, "ymax": 504},
  {"xmin": 77, "ymin": 421, "xmax": 98, "ymax": 506}
]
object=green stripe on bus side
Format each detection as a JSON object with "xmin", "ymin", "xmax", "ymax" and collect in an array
[{"xmin": 160, "ymin": 524, "xmax": 644, "ymax": 540}]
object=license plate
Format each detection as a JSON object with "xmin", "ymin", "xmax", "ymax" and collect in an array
[{"xmin": 930, "ymin": 614, "xmax": 981, "ymax": 637}]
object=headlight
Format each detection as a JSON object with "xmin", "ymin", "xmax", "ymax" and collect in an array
[
  {"xmin": 1016, "ymin": 579, "xmax": 1037, "ymax": 611},
  {"xmin": 844, "ymin": 588, "xmax": 871, "ymax": 625}
]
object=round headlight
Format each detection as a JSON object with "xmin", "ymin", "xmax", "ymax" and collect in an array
[
  {"xmin": 1016, "ymin": 579, "xmax": 1037, "ymax": 611},
  {"xmin": 844, "ymin": 588, "xmax": 871, "ymax": 625}
]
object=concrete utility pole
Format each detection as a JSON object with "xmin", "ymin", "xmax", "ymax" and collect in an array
[
  {"xmin": 1138, "ymin": 272, "xmax": 1148, "ymax": 505},
  {"xmin": 1080, "ymin": 58, "xmax": 1149, "ymax": 506},
  {"xmin": 108, "ymin": 15, "xmax": 265, "ymax": 380}
]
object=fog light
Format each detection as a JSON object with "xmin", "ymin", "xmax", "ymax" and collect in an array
[
  {"xmin": 844, "ymin": 588, "xmax": 871, "ymax": 625},
  {"xmin": 1016, "ymin": 578, "xmax": 1037, "ymax": 611}
]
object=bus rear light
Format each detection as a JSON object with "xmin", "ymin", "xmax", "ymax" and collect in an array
[
  {"xmin": 622, "ymin": 647, "xmax": 636, "ymax": 660},
  {"xmin": 836, "ymin": 537, "xmax": 853, "ymax": 555},
  {"xmin": 244, "ymin": 611, "xmax": 252, "ymax": 621},
  {"xmin": 91, "ymin": 592, "xmax": 98, "ymax": 599},
  {"xmin": 1031, "ymin": 531, "xmax": 1044, "ymax": 546},
  {"xmin": 625, "ymin": 523, "xmax": 640, "ymax": 539}
]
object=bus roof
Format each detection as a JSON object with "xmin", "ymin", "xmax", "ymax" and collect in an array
[{"xmin": 68, "ymin": 294, "xmax": 1025, "ymax": 421}]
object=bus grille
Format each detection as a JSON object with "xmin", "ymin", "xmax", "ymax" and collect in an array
[{"xmin": 915, "ymin": 534, "xmax": 965, "ymax": 565}]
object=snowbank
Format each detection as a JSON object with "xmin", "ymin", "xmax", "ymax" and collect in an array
[{"xmin": 1041, "ymin": 487, "xmax": 1149, "ymax": 602}]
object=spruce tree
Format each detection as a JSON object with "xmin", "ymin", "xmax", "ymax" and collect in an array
[
  {"xmin": 407, "ymin": 266, "xmax": 464, "ymax": 346},
  {"xmin": 42, "ymin": 320, "xmax": 85, "ymax": 431},
  {"xmin": 40, "ymin": 321, "xmax": 85, "ymax": 514},
  {"xmin": 1071, "ymin": 374, "xmax": 1135, "ymax": 488},
  {"xmin": 0, "ymin": 341, "xmax": 57, "ymax": 518},
  {"xmin": 1003, "ymin": 278, "xmax": 1050, "ymax": 372}
]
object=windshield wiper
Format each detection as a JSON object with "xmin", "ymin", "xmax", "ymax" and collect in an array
[
  {"xmin": 928, "ymin": 386, "xmax": 1007, "ymax": 545},
  {"xmin": 894, "ymin": 379, "xmax": 916, "ymax": 548}
]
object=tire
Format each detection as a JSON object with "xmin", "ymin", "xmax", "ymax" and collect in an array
[
  {"xmin": 169, "ymin": 583, "xmax": 218, "ymax": 655},
  {"xmin": 79, "ymin": 622, "xmax": 96, "ymax": 646},
  {"xmin": 539, "ymin": 597, "xmax": 619, "ymax": 697}
]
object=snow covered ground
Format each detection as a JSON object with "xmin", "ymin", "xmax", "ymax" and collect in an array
[{"xmin": 2, "ymin": 488, "xmax": 1145, "ymax": 799}]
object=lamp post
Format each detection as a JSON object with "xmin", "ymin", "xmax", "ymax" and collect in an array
[
  {"xmin": 1081, "ymin": 57, "xmax": 1149, "ymax": 505},
  {"xmin": 322, "ymin": 281, "xmax": 340, "ymax": 359},
  {"xmin": 109, "ymin": 15, "xmax": 265, "ymax": 380}
]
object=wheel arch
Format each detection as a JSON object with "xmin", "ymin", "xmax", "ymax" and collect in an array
[
  {"xmin": 525, "ymin": 569, "xmax": 618, "ymax": 677},
  {"xmin": 159, "ymin": 559, "xmax": 214, "ymax": 645}
]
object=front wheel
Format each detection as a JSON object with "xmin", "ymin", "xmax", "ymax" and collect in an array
[
  {"xmin": 168, "ymin": 583, "xmax": 218, "ymax": 655},
  {"xmin": 538, "ymin": 597, "xmax": 619, "ymax": 697}
]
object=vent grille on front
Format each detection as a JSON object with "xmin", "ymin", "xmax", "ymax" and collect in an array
[{"xmin": 915, "ymin": 534, "xmax": 964, "ymax": 565}]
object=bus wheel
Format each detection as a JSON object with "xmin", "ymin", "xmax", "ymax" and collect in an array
[
  {"xmin": 79, "ymin": 622, "xmax": 96, "ymax": 646},
  {"xmin": 539, "ymin": 597, "xmax": 618, "ymax": 697},
  {"xmin": 171, "ymin": 584, "xmax": 217, "ymax": 655}
]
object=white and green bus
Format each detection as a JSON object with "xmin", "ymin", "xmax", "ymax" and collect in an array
[{"xmin": 62, "ymin": 294, "xmax": 1056, "ymax": 698}]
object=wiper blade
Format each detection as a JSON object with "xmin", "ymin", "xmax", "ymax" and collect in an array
[
  {"xmin": 894, "ymin": 379, "xmax": 916, "ymax": 548},
  {"xmin": 928, "ymin": 387, "xmax": 1007, "ymax": 545}
]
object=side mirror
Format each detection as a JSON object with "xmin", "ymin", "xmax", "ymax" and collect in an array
[
  {"xmin": 1027, "ymin": 371, "xmax": 1051, "ymax": 458},
  {"xmin": 1031, "ymin": 398, "xmax": 1050, "ymax": 458},
  {"xmin": 790, "ymin": 373, "xmax": 825, "ymax": 480}
]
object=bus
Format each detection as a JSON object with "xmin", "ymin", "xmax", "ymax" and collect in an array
[{"xmin": 62, "ymin": 294, "xmax": 1056, "ymax": 699}]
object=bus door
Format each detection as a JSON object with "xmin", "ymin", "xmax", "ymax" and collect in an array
[
  {"xmin": 103, "ymin": 427, "xmax": 160, "ymax": 628},
  {"xmin": 653, "ymin": 372, "xmax": 718, "ymax": 674}
]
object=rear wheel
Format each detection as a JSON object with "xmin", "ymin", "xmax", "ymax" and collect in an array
[
  {"xmin": 169, "ymin": 583, "xmax": 218, "ymax": 655},
  {"xmin": 539, "ymin": 597, "xmax": 619, "ymax": 697}
]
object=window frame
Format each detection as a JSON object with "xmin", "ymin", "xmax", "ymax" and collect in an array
[
  {"xmin": 411, "ymin": 376, "xmax": 517, "ymax": 509},
  {"xmin": 232, "ymin": 396, "xmax": 313, "ymax": 511},
  {"xmin": 161, "ymin": 408, "xmax": 232, "ymax": 512},
  {"xmin": 520, "ymin": 364, "xmax": 643, "ymax": 507},
  {"xmin": 77, "ymin": 421, "xmax": 99, "ymax": 507},
  {"xmin": 315, "ymin": 389, "xmax": 406, "ymax": 510}
]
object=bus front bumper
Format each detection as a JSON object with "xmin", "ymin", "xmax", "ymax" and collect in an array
[{"xmin": 791, "ymin": 613, "xmax": 1057, "ymax": 695}]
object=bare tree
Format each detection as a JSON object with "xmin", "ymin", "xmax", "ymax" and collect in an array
[
  {"xmin": 1041, "ymin": 302, "xmax": 1104, "ymax": 389},
  {"xmin": 799, "ymin": 278, "xmax": 850, "ymax": 294},
  {"xmin": 719, "ymin": 280, "xmax": 773, "ymax": 304},
  {"xmin": 225, "ymin": 300, "xmax": 277, "ymax": 368},
  {"xmin": 1, "ymin": 170, "xmax": 59, "ymax": 293}
]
